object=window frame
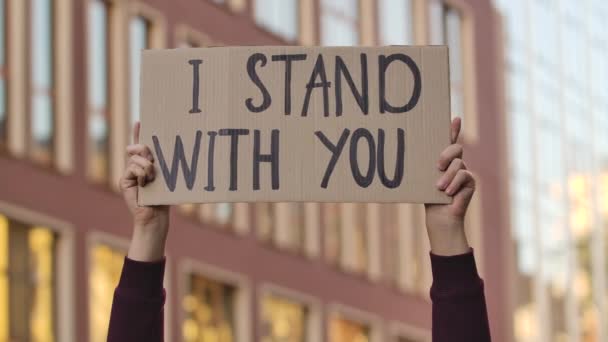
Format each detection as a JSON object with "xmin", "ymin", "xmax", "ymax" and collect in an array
[
  {"xmin": 179, "ymin": 258, "xmax": 252, "ymax": 342},
  {"xmin": 27, "ymin": 0, "xmax": 57, "ymax": 166},
  {"xmin": 257, "ymin": 282, "xmax": 322, "ymax": 342},
  {"xmin": 86, "ymin": 0, "xmax": 113, "ymax": 184},
  {"xmin": 0, "ymin": 200, "xmax": 76, "ymax": 342},
  {"xmin": 427, "ymin": 0, "xmax": 478, "ymax": 142},
  {"xmin": 86, "ymin": 231, "xmax": 129, "ymax": 342}
]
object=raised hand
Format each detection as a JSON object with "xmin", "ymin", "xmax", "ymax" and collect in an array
[
  {"xmin": 425, "ymin": 117, "xmax": 475, "ymax": 255},
  {"xmin": 119, "ymin": 121, "xmax": 170, "ymax": 261}
]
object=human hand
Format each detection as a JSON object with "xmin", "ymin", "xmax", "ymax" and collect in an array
[
  {"xmin": 119, "ymin": 121, "xmax": 170, "ymax": 261},
  {"xmin": 424, "ymin": 117, "xmax": 475, "ymax": 255}
]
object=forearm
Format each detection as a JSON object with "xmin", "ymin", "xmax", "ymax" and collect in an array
[
  {"xmin": 430, "ymin": 250, "xmax": 491, "ymax": 342},
  {"xmin": 108, "ymin": 257, "xmax": 166, "ymax": 342}
]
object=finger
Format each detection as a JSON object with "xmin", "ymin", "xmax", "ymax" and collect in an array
[
  {"xmin": 437, "ymin": 144, "xmax": 463, "ymax": 170},
  {"xmin": 436, "ymin": 158, "xmax": 466, "ymax": 190},
  {"xmin": 445, "ymin": 169, "xmax": 475, "ymax": 196},
  {"xmin": 451, "ymin": 117, "xmax": 462, "ymax": 144},
  {"xmin": 133, "ymin": 121, "xmax": 141, "ymax": 145},
  {"xmin": 122, "ymin": 163, "xmax": 146, "ymax": 188},
  {"xmin": 126, "ymin": 144, "xmax": 154, "ymax": 161},
  {"xmin": 129, "ymin": 155, "xmax": 155, "ymax": 181}
]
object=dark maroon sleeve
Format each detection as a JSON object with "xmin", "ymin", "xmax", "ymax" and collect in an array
[
  {"xmin": 107, "ymin": 257, "xmax": 166, "ymax": 342},
  {"xmin": 430, "ymin": 250, "xmax": 491, "ymax": 342}
]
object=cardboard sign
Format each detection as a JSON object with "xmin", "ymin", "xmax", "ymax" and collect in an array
[{"xmin": 138, "ymin": 46, "xmax": 451, "ymax": 205}]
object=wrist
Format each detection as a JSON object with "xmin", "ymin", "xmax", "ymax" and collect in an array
[
  {"xmin": 426, "ymin": 222, "xmax": 470, "ymax": 256},
  {"xmin": 128, "ymin": 224, "xmax": 168, "ymax": 262}
]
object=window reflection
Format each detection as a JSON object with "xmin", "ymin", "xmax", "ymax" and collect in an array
[
  {"xmin": 321, "ymin": 0, "xmax": 359, "ymax": 46},
  {"xmin": 88, "ymin": 0, "xmax": 110, "ymax": 182},
  {"xmin": 182, "ymin": 273, "xmax": 235, "ymax": 342},
  {"xmin": 329, "ymin": 315, "xmax": 369, "ymax": 342},
  {"xmin": 254, "ymin": 0, "xmax": 298, "ymax": 42},
  {"xmin": 129, "ymin": 16, "xmax": 149, "ymax": 135},
  {"xmin": 261, "ymin": 294, "xmax": 307, "ymax": 342},
  {"xmin": 30, "ymin": 0, "xmax": 55, "ymax": 164},
  {"xmin": 89, "ymin": 244, "xmax": 126, "ymax": 342},
  {"xmin": 0, "ymin": 214, "xmax": 56, "ymax": 341}
]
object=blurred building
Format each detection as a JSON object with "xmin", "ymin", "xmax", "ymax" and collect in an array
[
  {"xmin": 494, "ymin": 0, "xmax": 608, "ymax": 341},
  {"xmin": 0, "ymin": 0, "xmax": 507, "ymax": 341}
]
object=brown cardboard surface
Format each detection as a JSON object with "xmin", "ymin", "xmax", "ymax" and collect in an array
[{"xmin": 138, "ymin": 46, "xmax": 451, "ymax": 205}]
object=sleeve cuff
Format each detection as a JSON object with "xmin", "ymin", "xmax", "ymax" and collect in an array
[
  {"xmin": 118, "ymin": 257, "xmax": 166, "ymax": 298},
  {"xmin": 430, "ymin": 249, "xmax": 480, "ymax": 294}
]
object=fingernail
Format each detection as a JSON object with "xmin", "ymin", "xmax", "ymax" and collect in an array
[{"xmin": 446, "ymin": 187, "xmax": 453, "ymax": 195}]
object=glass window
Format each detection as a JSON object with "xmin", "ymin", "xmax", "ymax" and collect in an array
[
  {"xmin": 323, "ymin": 203, "xmax": 342, "ymax": 265},
  {"xmin": 329, "ymin": 315, "xmax": 370, "ymax": 342},
  {"xmin": 215, "ymin": 203, "xmax": 234, "ymax": 225},
  {"xmin": 254, "ymin": 0, "xmax": 299, "ymax": 42},
  {"xmin": 261, "ymin": 294, "xmax": 307, "ymax": 342},
  {"xmin": 88, "ymin": 0, "xmax": 110, "ymax": 182},
  {"xmin": 321, "ymin": 0, "xmax": 359, "ymax": 46},
  {"xmin": 378, "ymin": 0, "xmax": 414, "ymax": 45},
  {"xmin": 0, "ymin": 215, "xmax": 57, "ymax": 341},
  {"xmin": 89, "ymin": 244, "xmax": 126, "ymax": 342},
  {"xmin": 430, "ymin": 2, "xmax": 466, "ymax": 122},
  {"xmin": 129, "ymin": 16, "xmax": 149, "ymax": 136},
  {"xmin": 257, "ymin": 203, "xmax": 275, "ymax": 241},
  {"xmin": 0, "ymin": 0, "xmax": 6, "ymax": 146},
  {"xmin": 182, "ymin": 273, "xmax": 235, "ymax": 342},
  {"xmin": 30, "ymin": 0, "xmax": 55, "ymax": 164}
]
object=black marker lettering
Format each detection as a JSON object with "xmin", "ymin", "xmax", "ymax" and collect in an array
[
  {"xmin": 152, "ymin": 131, "xmax": 202, "ymax": 192},
  {"xmin": 315, "ymin": 129, "xmax": 350, "ymax": 188},
  {"xmin": 302, "ymin": 55, "xmax": 331, "ymax": 117},
  {"xmin": 245, "ymin": 53, "xmax": 271, "ymax": 113},
  {"xmin": 349, "ymin": 128, "xmax": 375, "ymax": 188},
  {"xmin": 219, "ymin": 129, "xmax": 250, "ymax": 191},
  {"xmin": 335, "ymin": 54, "xmax": 368, "ymax": 116},
  {"xmin": 379, "ymin": 53, "xmax": 421, "ymax": 113},
  {"xmin": 272, "ymin": 54, "xmax": 307, "ymax": 115},
  {"xmin": 377, "ymin": 128, "xmax": 404, "ymax": 188},
  {"xmin": 204, "ymin": 131, "xmax": 217, "ymax": 192},
  {"xmin": 189, "ymin": 59, "xmax": 203, "ymax": 114},
  {"xmin": 253, "ymin": 129, "xmax": 280, "ymax": 190}
]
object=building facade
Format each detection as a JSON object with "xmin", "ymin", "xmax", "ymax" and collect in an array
[
  {"xmin": 495, "ymin": 0, "xmax": 608, "ymax": 341},
  {"xmin": 0, "ymin": 0, "xmax": 507, "ymax": 341}
]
